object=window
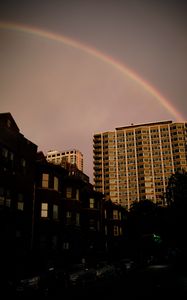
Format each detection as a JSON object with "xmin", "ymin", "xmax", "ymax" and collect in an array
[
  {"xmin": 10, "ymin": 152, "xmax": 14, "ymax": 161},
  {"xmin": 21, "ymin": 158, "xmax": 26, "ymax": 168},
  {"xmin": 52, "ymin": 235, "xmax": 57, "ymax": 249},
  {"xmin": 0, "ymin": 187, "xmax": 4, "ymax": 206},
  {"xmin": 17, "ymin": 193, "xmax": 24, "ymax": 210},
  {"xmin": 76, "ymin": 213, "xmax": 80, "ymax": 225},
  {"xmin": 66, "ymin": 187, "xmax": 72, "ymax": 198},
  {"xmin": 41, "ymin": 203, "xmax": 48, "ymax": 218},
  {"xmin": 89, "ymin": 219, "xmax": 96, "ymax": 230},
  {"xmin": 76, "ymin": 189, "xmax": 79, "ymax": 200},
  {"xmin": 42, "ymin": 174, "xmax": 49, "ymax": 188},
  {"xmin": 54, "ymin": 176, "xmax": 58, "ymax": 191},
  {"xmin": 66, "ymin": 211, "xmax": 71, "ymax": 218},
  {"xmin": 89, "ymin": 198, "xmax": 94, "ymax": 208},
  {"xmin": 63, "ymin": 242, "xmax": 69, "ymax": 250},
  {"xmin": 2, "ymin": 148, "xmax": 8, "ymax": 158},
  {"xmin": 105, "ymin": 225, "xmax": 108, "ymax": 235},
  {"xmin": 53, "ymin": 204, "xmax": 58, "ymax": 220},
  {"xmin": 5, "ymin": 190, "xmax": 11, "ymax": 207},
  {"xmin": 113, "ymin": 210, "xmax": 118, "ymax": 219},
  {"xmin": 114, "ymin": 225, "xmax": 119, "ymax": 236},
  {"xmin": 66, "ymin": 211, "xmax": 71, "ymax": 225}
]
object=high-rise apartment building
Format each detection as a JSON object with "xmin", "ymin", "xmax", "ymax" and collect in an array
[
  {"xmin": 93, "ymin": 121, "xmax": 187, "ymax": 209},
  {"xmin": 46, "ymin": 149, "xmax": 83, "ymax": 172}
]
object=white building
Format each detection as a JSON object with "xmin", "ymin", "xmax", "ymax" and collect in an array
[
  {"xmin": 93, "ymin": 120, "xmax": 187, "ymax": 209},
  {"xmin": 46, "ymin": 149, "xmax": 83, "ymax": 172}
]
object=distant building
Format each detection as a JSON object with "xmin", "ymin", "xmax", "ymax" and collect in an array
[
  {"xmin": 46, "ymin": 149, "xmax": 83, "ymax": 172},
  {"xmin": 93, "ymin": 120, "xmax": 187, "ymax": 209}
]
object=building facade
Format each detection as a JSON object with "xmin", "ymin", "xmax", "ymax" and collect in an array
[
  {"xmin": 0, "ymin": 113, "xmax": 37, "ymax": 275},
  {"xmin": 102, "ymin": 200, "xmax": 127, "ymax": 259},
  {"xmin": 93, "ymin": 121, "xmax": 187, "ymax": 209},
  {"xmin": 34, "ymin": 153, "xmax": 106, "ymax": 267},
  {"xmin": 46, "ymin": 149, "xmax": 83, "ymax": 172}
]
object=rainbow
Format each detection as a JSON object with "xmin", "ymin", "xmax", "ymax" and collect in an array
[{"xmin": 0, "ymin": 21, "xmax": 185, "ymax": 122}]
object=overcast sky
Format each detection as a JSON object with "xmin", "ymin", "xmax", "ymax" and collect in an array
[{"xmin": 0, "ymin": 0, "xmax": 187, "ymax": 182}]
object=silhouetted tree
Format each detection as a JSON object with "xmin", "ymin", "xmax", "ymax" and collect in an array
[
  {"xmin": 129, "ymin": 200, "xmax": 157, "ymax": 235},
  {"xmin": 166, "ymin": 170, "xmax": 187, "ymax": 209},
  {"xmin": 166, "ymin": 170, "xmax": 187, "ymax": 253},
  {"xmin": 127, "ymin": 200, "xmax": 163, "ymax": 263}
]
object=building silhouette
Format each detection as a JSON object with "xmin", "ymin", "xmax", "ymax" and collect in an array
[
  {"xmin": 0, "ymin": 112, "xmax": 38, "ymax": 277},
  {"xmin": 0, "ymin": 112, "xmax": 126, "ymax": 279},
  {"xmin": 93, "ymin": 120, "xmax": 187, "ymax": 209}
]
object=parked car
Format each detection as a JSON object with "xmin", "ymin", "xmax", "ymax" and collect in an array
[
  {"xmin": 16, "ymin": 275, "xmax": 40, "ymax": 295},
  {"xmin": 120, "ymin": 258, "xmax": 135, "ymax": 272},
  {"xmin": 96, "ymin": 261, "xmax": 117, "ymax": 281},
  {"xmin": 39, "ymin": 265, "xmax": 69, "ymax": 296},
  {"xmin": 68, "ymin": 264, "xmax": 97, "ymax": 288}
]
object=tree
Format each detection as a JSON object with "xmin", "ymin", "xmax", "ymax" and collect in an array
[
  {"xmin": 129, "ymin": 200, "xmax": 157, "ymax": 235},
  {"xmin": 166, "ymin": 170, "xmax": 187, "ymax": 209},
  {"xmin": 127, "ymin": 200, "xmax": 163, "ymax": 264},
  {"xmin": 166, "ymin": 170, "xmax": 187, "ymax": 251}
]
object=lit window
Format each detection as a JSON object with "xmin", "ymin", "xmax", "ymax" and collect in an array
[
  {"xmin": 42, "ymin": 174, "xmax": 49, "ymax": 188},
  {"xmin": 89, "ymin": 198, "xmax": 94, "ymax": 208},
  {"xmin": 41, "ymin": 203, "xmax": 48, "ymax": 218},
  {"xmin": 17, "ymin": 202, "xmax": 24, "ymax": 210}
]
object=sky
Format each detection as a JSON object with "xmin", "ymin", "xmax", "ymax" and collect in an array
[{"xmin": 0, "ymin": 0, "xmax": 187, "ymax": 182}]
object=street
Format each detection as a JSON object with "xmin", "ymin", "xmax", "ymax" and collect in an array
[{"xmin": 66, "ymin": 264, "xmax": 187, "ymax": 299}]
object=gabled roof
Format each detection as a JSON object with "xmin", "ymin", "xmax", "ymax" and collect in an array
[{"xmin": 0, "ymin": 112, "xmax": 20, "ymax": 132}]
